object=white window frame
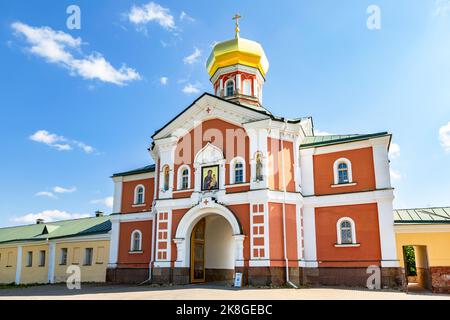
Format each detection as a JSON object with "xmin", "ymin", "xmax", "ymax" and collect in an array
[
  {"xmin": 130, "ymin": 229, "xmax": 143, "ymax": 252},
  {"xmin": 243, "ymin": 79, "xmax": 251, "ymax": 96},
  {"xmin": 38, "ymin": 250, "xmax": 46, "ymax": 267},
  {"xmin": 225, "ymin": 79, "xmax": 235, "ymax": 97},
  {"xmin": 177, "ymin": 165, "xmax": 191, "ymax": 190},
  {"xmin": 336, "ymin": 217, "xmax": 357, "ymax": 245},
  {"xmin": 134, "ymin": 184, "xmax": 145, "ymax": 205},
  {"xmin": 333, "ymin": 158, "xmax": 353, "ymax": 185},
  {"xmin": 60, "ymin": 248, "xmax": 68, "ymax": 265},
  {"xmin": 230, "ymin": 157, "xmax": 246, "ymax": 184}
]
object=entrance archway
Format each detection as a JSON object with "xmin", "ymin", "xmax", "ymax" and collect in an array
[{"xmin": 173, "ymin": 202, "xmax": 245, "ymax": 284}]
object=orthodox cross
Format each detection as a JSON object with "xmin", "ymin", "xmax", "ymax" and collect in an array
[
  {"xmin": 232, "ymin": 13, "xmax": 241, "ymax": 38},
  {"xmin": 203, "ymin": 199, "xmax": 209, "ymax": 206}
]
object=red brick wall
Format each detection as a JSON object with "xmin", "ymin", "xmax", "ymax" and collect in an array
[
  {"xmin": 121, "ymin": 178, "xmax": 154, "ymax": 213},
  {"xmin": 118, "ymin": 220, "xmax": 153, "ymax": 268}
]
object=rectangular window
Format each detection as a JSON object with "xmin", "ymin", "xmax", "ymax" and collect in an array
[
  {"xmin": 73, "ymin": 247, "xmax": 80, "ymax": 264},
  {"xmin": 39, "ymin": 250, "xmax": 46, "ymax": 267},
  {"xmin": 96, "ymin": 247, "xmax": 104, "ymax": 264},
  {"xmin": 26, "ymin": 251, "xmax": 33, "ymax": 267},
  {"xmin": 84, "ymin": 248, "xmax": 93, "ymax": 266},
  {"xmin": 60, "ymin": 248, "xmax": 68, "ymax": 265}
]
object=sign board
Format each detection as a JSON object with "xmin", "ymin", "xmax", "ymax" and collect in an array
[{"xmin": 234, "ymin": 272, "xmax": 242, "ymax": 288}]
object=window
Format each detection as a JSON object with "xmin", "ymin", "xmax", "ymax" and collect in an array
[
  {"xmin": 60, "ymin": 248, "xmax": 68, "ymax": 265},
  {"xmin": 134, "ymin": 185, "xmax": 145, "ymax": 204},
  {"xmin": 225, "ymin": 80, "xmax": 234, "ymax": 96},
  {"xmin": 26, "ymin": 251, "xmax": 32, "ymax": 267},
  {"xmin": 234, "ymin": 162, "xmax": 244, "ymax": 183},
  {"xmin": 131, "ymin": 230, "xmax": 142, "ymax": 252},
  {"xmin": 243, "ymin": 80, "xmax": 251, "ymax": 96},
  {"xmin": 338, "ymin": 163, "xmax": 349, "ymax": 184},
  {"xmin": 333, "ymin": 158, "xmax": 353, "ymax": 185},
  {"xmin": 163, "ymin": 166, "xmax": 170, "ymax": 191},
  {"xmin": 177, "ymin": 165, "xmax": 190, "ymax": 190},
  {"xmin": 336, "ymin": 217, "xmax": 357, "ymax": 245},
  {"xmin": 7, "ymin": 252, "xmax": 13, "ymax": 267},
  {"xmin": 38, "ymin": 250, "xmax": 46, "ymax": 267},
  {"xmin": 84, "ymin": 248, "xmax": 93, "ymax": 266}
]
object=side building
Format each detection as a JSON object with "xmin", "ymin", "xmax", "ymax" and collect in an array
[{"xmin": 0, "ymin": 214, "xmax": 111, "ymax": 285}]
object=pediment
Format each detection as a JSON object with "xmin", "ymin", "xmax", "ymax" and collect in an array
[
  {"xmin": 194, "ymin": 143, "xmax": 224, "ymax": 165},
  {"xmin": 152, "ymin": 93, "xmax": 271, "ymax": 140}
]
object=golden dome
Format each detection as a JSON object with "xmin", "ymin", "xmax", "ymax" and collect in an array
[{"xmin": 206, "ymin": 37, "xmax": 270, "ymax": 79}]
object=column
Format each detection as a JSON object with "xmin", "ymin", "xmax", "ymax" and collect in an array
[
  {"xmin": 47, "ymin": 242, "xmax": 56, "ymax": 283},
  {"xmin": 112, "ymin": 176, "xmax": 123, "ymax": 213},
  {"xmin": 372, "ymin": 137, "xmax": 392, "ymax": 189},
  {"xmin": 108, "ymin": 216, "xmax": 120, "ymax": 268},
  {"xmin": 377, "ymin": 198, "xmax": 400, "ymax": 267},
  {"xmin": 302, "ymin": 205, "xmax": 318, "ymax": 267},
  {"xmin": 15, "ymin": 245, "xmax": 22, "ymax": 285},
  {"xmin": 300, "ymin": 148, "xmax": 315, "ymax": 196},
  {"xmin": 233, "ymin": 235, "xmax": 245, "ymax": 267}
]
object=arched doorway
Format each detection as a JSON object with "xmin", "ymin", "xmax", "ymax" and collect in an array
[
  {"xmin": 189, "ymin": 215, "xmax": 235, "ymax": 284},
  {"xmin": 174, "ymin": 202, "xmax": 245, "ymax": 284}
]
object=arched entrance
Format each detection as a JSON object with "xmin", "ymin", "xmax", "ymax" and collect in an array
[{"xmin": 173, "ymin": 201, "xmax": 245, "ymax": 284}]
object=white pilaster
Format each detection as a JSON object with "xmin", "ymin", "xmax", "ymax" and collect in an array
[
  {"xmin": 300, "ymin": 148, "xmax": 315, "ymax": 196},
  {"xmin": 377, "ymin": 198, "xmax": 400, "ymax": 267},
  {"xmin": 15, "ymin": 245, "xmax": 22, "ymax": 285},
  {"xmin": 302, "ymin": 205, "xmax": 318, "ymax": 267},
  {"xmin": 112, "ymin": 176, "xmax": 123, "ymax": 213},
  {"xmin": 236, "ymin": 74, "xmax": 241, "ymax": 93},
  {"xmin": 371, "ymin": 137, "xmax": 392, "ymax": 190},
  {"xmin": 234, "ymin": 235, "xmax": 245, "ymax": 267},
  {"xmin": 48, "ymin": 242, "xmax": 56, "ymax": 283},
  {"xmin": 108, "ymin": 217, "xmax": 120, "ymax": 268}
]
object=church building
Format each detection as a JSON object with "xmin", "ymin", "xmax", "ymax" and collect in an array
[{"xmin": 106, "ymin": 17, "xmax": 402, "ymax": 288}]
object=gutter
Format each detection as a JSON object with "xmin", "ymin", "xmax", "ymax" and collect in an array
[
  {"xmin": 139, "ymin": 199, "xmax": 158, "ymax": 286},
  {"xmin": 280, "ymin": 120, "xmax": 298, "ymax": 289}
]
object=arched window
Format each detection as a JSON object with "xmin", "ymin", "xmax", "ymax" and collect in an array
[
  {"xmin": 338, "ymin": 163, "xmax": 349, "ymax": 184},
  {"xmin": 333, "ymin": 158, "xmax": 353, "ymax": 185},
  {"xmin": 163, "ymin": 166, "xmax": 170, "ymax": 191},
  {"xmin": 230, "ymin": 157, "xmax": 245, "ymax": 184},
  {"xmin": 243, "ymin": 80, "xmax": 251, "ymax": 96},
  {"xmin": 130, "ymin": 230, "xmax": 142, "ymax": 252},
  {"xmin": 225, "ymin": 80, "xmax": 234, "ymax": 97},
  {"xmin": 177, "ymin": 165, "xmax": 190, "ymax": 190},
  {"xmin": 336, "ymin": 217, "xmax": 357, "ymax": 245},
  {"xmin": 134, "ymin": 185, "xmax": 145, "ymax": 204}
]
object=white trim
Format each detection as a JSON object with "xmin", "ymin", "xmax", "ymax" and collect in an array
[
  {"xmin": 134, "ymin": 184, "xmax": 145, "ymax": 205},
  {"xmin": 334, "ymin": 243, "xmax": 360, "ymax": 248},
  {"xmin": 336, "ymin": 217, "xmax": 357, "ymax": 245},
  {"xmin": 229, "ymin": 156, "xmax": 246, "ymax": 185},
  {"xmin": 331, "ymin": 182, "xmax": 357, "ymax": 188},
  {"xmin": 122, "ymin": 172, "xmax": 155, "ymax": 182},
  {"xmin": 177, "ymin": 164, "xmax": 191, "ymax": 190},
  {"xmin": 130, "ymin": 229, "xmax": 143, "ymax": 252},
  {"xmin": 112, "ymin": 211, "xmax": 154, "ymax": 222},
  {"xmin": 394, "ymin": 224, "xmax": 450, "ymax": 233},
  {"xmin": 333, "ymin": 158, "xmax": 353, "ymax": 185},
  {"xmin": 112, "ymin": 176, "xmax": 123, "ymax": 213}
]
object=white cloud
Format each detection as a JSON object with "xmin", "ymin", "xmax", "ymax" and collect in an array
[
  {"xmin": 389, "ymin": 142, "xmax": 401, "ymax": 159},
  {"xmin": 128, "ymin": 2, "xmax": 176, "ymax": 30},
  {"xmin": 35, "ymin": 191, "xmax": 56, "ymax": 199},
  {"xmin": 53, "ymin": 186, "xmax": 77, "ymax": 194},
  {"xmin": 11, "ymin": 210, "xmax": 90, "ymax": 224},
  {"xmin": 182, "ymin": 83, "xmax": 201, "ymax": 94},
  {"xmin": 314, "ymin": 129, "xmax": 334, "ymax": 136},
  {"xmin": 434, "ymin": 0, "xmax": 450, "ymax": 16},
  {"xmin": 183, "ymin": 47, "xmax": 201, "ymax": 65},
  {"xmin": 160, "ymin": 76, "xmax": 168, "ymax": 85},
  {"xmin": 439, "ymin": 121, "xmax": 450, "ymax": 153},
  {"xmin": 180, "ymin": 11, "xmax": 195, "ymax": 23},
  {"xmin": 91, "ymin": 196, "xmax": 114, "ymax": 209},
  {"xmin": 29, "ymin": 130, "xmax": 95, "ymax": 154},
  {"xmin": 12, "ymin": 22, "xmax": 140, "ymax": 86},
  {"xmin": 390, "ymin": 168, "xmax": 402, "ymax": 181}
]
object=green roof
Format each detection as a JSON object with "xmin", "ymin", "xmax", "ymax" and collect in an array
[
  {"xmin": 300, "ymin": 132, "xmax": 390, "ymax": 149},
  {"xmin": 112, "ymin": 164, "xmax": 155, "ymax": 177},
  {"xmin": 394, "ymin": 207, "xmax": 450, "ymax": 224},
  {"xmin": 0, "ymin": 216, "xmax": 111, "ymax": 244}
]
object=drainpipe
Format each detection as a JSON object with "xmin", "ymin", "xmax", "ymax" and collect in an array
[{"xmin": 280, "ymin": 120, "xmax": 298, "ymax": 289}]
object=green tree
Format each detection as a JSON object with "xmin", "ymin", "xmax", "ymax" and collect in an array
[{"xmin": 404, "ymin": 246, "xmax": 417, "ymax": 276}]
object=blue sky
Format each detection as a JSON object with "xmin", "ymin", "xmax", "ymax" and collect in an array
[{"xmin": 0, "ymin": 0, "xmax": 449, "ymax": 226}]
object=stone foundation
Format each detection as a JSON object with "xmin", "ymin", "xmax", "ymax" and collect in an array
[
  {"xmin": 106, "ymin": 267, "xmax": 149, "ymax": 284},
  {"xmin": 430, "ymin": 267, "xmax": 450, "ymax": 293}
]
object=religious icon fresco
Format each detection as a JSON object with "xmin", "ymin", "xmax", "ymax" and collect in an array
[{"xmin": 201, "ymin": 165, "xmax": 219, "ymax": 191}]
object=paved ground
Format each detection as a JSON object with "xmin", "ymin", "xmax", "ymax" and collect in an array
[{"xmin": 0, "ymin": 283, "xmax": 449, "ymax": 300}]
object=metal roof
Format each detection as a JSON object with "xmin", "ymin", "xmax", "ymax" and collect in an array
[
  {"xmin": 0, "ymin": 216, "xmax": 111, "ymax": 244},
  {"xmin": 112, "ymin": 164, "xmax": 156, "ymax": 177},
  {"xmin": 300, "ymin": 132, "xmax": 390, "ymax": 149},
  {"xmin": 393, "ymin": 207, "xmax": 450, "ymax": 224}
]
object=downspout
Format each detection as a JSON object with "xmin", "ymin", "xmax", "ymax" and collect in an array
[
  {"xmin": 280, "ymin": 120, "xmax": 298, "ymax": 289},
  {"xmin": 139, "ymin": 161, "xmax": 159, "ymax": 286}
]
